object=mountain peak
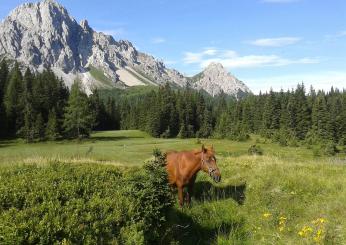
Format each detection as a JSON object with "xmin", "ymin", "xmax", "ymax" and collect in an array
[
  {"xmin": 195, "ymin": 62, "xmax": 251, "ymax": 97},
  {"xmin": 206, "ymin": 62, "xmax": 224, "ymax": 70},
  {"xmin": 0, "ymin": 0, "xmax": 251, "ymax": 97}
]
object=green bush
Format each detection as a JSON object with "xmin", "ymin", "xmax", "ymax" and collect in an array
[
  {"xmin": 0, "ymin": 152, "xmax": 173, "ymax": 244},
  {"xmin": 272, "ymin": 129, "xmax": 298, "ymax": 147},
  {"xmin": 323, "ymin": 141, "xmax": 338, "ymax": 156},
  {"xmin": 248, "ymin": 145, "xmax": 263, "ymax": 155}
]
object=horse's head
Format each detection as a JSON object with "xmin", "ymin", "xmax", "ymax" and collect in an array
[{"xmin": 199, "ymin": 144, "xmax": 221, "ymax": 183}]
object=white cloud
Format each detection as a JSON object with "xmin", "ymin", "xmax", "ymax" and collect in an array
[
  {"xmin": 324, "ymin": 30, "xmax": 346, "ymax": 41},
  {"xmin": 249, "ymin": 37, "xmax": 301, "ymax": 47},
  {"xmin": 183, "ymin": 49, "xmax": 318, "ymax": 69},
  {"xmin": 152, "ymin": 37, "xmax": 166, "ymax": 44},
  {"xmin": 203, "ymin": 48, "xmax": 218, "ymax": 56},
  {"xmin": 245, "ymin": 71, "xmax": 346, "ymax": 94},
  {"xmin": 183, "ymin": 52, "xmax": 204, "ymax": 64},
  {"xmin": 183, "ymin": 48, "xmax": 227, "ymax": 63}
]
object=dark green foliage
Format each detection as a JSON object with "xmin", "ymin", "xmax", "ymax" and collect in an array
[
  {"xmin": 248, "ymin": 144, "xmax": 263, "ymax": 155},
  {"xmin": 0, "ymin": 62, "xmax": 345, "ymax": 150},
  {"xmin": 0, "ymin": 63, "xmax": 69, "ymax": 141},
  {"xmin": 197, "ymin": 108, "xmax": 213, "ymax": 138},
  {"xmin": 126, "ymin": 149, "xmax": 174, "ymax": 242},
  {"xmin": 45, "ymin": 109, "xmax": 60, "ymax": 141},
  {"xmin": 63, "ymin": 80, "xmax": 95, "ymax": 138},
  {"xmin": 0, "ymin": 152, "xmax": 173, "ymax": 244},
  {"xmin": 0, "ymin": 60, "xmax": 9, "ymax": 136},
  {"xmin": 34, "ymin": 113, "xmax": 45, "ymax": 141},
  {"xmin": 323, "ymin": 141, "xmax": 338, "ymax": 156},
  {"xmin": 4, "ymin": 62, "xmax": 24, "ymax": 135}
]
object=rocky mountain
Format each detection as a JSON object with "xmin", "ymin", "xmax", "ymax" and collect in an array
[
  {"xmin": 0, "ymin": 0, "xmax": 251, "ymax": 96},
  {"xmin": 191, "ymin": 63, "xmax": 252, "ymax": 97}
]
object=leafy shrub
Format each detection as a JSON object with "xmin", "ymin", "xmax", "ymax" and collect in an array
[
  {"xmin": 312, "ymin": 142, "xmax": 338, "ymax": 157},
  {"xmin": 248, "ymin": 145, "xmax": 263, "ymax": 155},
  {"xmin": 323, "ymin": 141, "xmax": 338, "ymax": 156},
  {"xmin": 272, "ymin": 129, "xmax": 298, "ymax": 147},
  {"xmin": 0, "ymin": 152, "xmax": 173, "ymax": 244},
  {"xmin": 312, "ymin": 146, "xmax": 322, "ymax": 157}
]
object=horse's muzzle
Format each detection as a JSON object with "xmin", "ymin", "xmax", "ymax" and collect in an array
[{"xmin": 213, "ymin": 174, "xmax": 221, "ymax": 183}]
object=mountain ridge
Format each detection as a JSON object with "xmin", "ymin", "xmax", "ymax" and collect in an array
[{"xmin": 0, "ymin": 0, "xmax": 251, "ymax": 97}]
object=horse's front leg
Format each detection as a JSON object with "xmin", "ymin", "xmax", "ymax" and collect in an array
[
  {"xmin": 186, "ymin": 175, "xmax": 197, "ymax": 205},
  {"xmin": 177, "ymin": 185, "xmax": 184, "ymax": 207}
]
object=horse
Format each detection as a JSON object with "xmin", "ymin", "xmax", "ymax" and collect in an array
[{"xmin": 166, "ymin": 144, "xmax": 221, "ymax": 206}]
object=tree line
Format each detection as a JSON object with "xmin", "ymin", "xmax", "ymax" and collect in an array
[
  {"xmin": 1, "ymin": 59, "xmax": 345, "ymax": 148},
  {"xmin": 0, "ymin": 60, "xmax": 117, "ymax": 141},
  {"xmin": 114, "ymin": 82, "xmax": 346, "ymax": 147}
]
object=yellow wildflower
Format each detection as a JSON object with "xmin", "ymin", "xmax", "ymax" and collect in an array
[
  {"xmin": 298, "ymin": 225, "xmax": 313, "ymax": 237},
  {"xmin": 263, "ymin": 213, "xmax": 272, "ymax": 219}
]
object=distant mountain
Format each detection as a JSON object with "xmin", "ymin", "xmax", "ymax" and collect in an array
[
  {"xmin": 0, "ymin": 0, "xmax": 251, "ymax": 97},
  {"xmin": 189, "ymin": 62, "xmax": 251, "ymax": 97}
]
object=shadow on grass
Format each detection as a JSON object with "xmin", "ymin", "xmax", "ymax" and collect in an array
[
  {"xmin": 193, "ymin": 181, "xmax": 246, "ymax": 205},
  {"xmin": 0, "ymin": 140, "xmax": 15, "ymax": 148},
  {"xmin": 165, "ymin": 208, "xmax": 247, "ymax": 245},
  {"xmin": 161, "ymin": 182, "xmax": 248, "ymax": 244}
]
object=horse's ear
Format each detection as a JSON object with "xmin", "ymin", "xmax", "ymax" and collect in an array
[
  {"xmin": 211, "ymin": 144, "xmax": 214, "ymax": 152},
  {"xmin": 201, "ymin": 144, "xmax": 206, "ymax": 153}
]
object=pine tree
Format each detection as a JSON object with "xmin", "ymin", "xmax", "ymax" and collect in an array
[
  {"xmin": 45, "ymin": 109, "xmax": 60, "ymax": 140},
  {"xmin": 294, "ymin": 84, "xmax": 311, "ymax": 140},
  {"xmin": 20, "ymin": 68, "xmax": 36, "ymax": 142},
  {"xmin": 34, "ymin": 113, "xmax": 45, "ymax": 141},
  {"xmin": 197, "ymin": 108, "xmax": 213, "ymax": 138},
  {"xmin": 0, "ymin": 60, "xmax": 9, "ymax": 137},
  {"xmin": 63, "ymin": 79, "xmax": 94, "ymax": 138},
  {"xmin": 311, "ymin": 93, "xmax": 332, "ymax": 141},
  {"xmin": 4, "ymin": 62, "xmax": 24, "ymax": 136}
]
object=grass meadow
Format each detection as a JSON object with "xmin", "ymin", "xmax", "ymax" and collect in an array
[{"xmin": 0, "ymin": 130, "xmax": 345, "ymax": 244}]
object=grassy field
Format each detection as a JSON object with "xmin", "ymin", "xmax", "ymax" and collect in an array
[{"xmin": 0, "ymin": 130, "xmax": 345, "ymax": 244}]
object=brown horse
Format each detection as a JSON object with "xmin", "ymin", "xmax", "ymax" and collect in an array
[{"xmin": 166, "ymin": 145, "xmax": 221, "ymax": 206}]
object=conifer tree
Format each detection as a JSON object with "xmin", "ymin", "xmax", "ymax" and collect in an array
[
  {"xmin": 45, "ymin": 109, "xmax": 60, "ymax": 140},
  {"xmin": 34, "ymin": 113, "xmax": 45, "ymax": 141},
  {"xmin": 294, "ymin": 84, "xmax": 310, "ymax": 140},
  {"xmin": 21, "ymin": 68, "xmax": 35, "ymax": 142},
  {"xmin": 198, "ymin": 108, "xmax": 213, "ymax": 138},
  {"xmin": 0, "ymin": 60, "xmax": 9, "ymax": 137},
  {"xmin": 63, "ymin": 79, "xmax": 94, "ymax": 138},
  {"xmin": 4, "ymin": 62, "xmax": 23, "ymax": 136}
]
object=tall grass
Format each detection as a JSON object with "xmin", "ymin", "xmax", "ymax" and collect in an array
[{"xmin": 0, "ymin": 130, "xmax": 345, "ymax": 244}]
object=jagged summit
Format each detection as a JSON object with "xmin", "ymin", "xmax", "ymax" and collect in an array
[
  {"xmin": 192, "ymin": 62, "xmax": 251, "ymax": 97},
  {"xmin": 0, "ymin": 0, "xmax": 251, "ymax": 97}
]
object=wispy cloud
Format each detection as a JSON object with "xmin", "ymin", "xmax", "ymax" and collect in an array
[
  {"xmin": 183, "ymin": 49, "xmax": 318, "ymax": 69},
  {"xmin": 183, "ymin": 48, "xmax": 219, "ymax": 63},
  {"xmin": 249, "ymin": 37, "xmax": 301, "ymax": 47},
  {"xmin": 152, "ymin": 37, "xmax": 166, "ymax": 44},
  {"xmin": 325, "ymin": 30, "xmax": 346, "ymax": 40},
  {"xmin": 261, "ymin": 0, "xmax": 301, "ymax": 3}
]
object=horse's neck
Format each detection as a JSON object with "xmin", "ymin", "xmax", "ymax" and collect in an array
[{"xmin": 187, "ymin": 153, "xmax": 202, "ymax": 178}]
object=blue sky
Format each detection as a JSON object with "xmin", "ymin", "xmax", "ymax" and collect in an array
[{"xmin": 1, "ymin": 0, "xmax": 346, "ymax": 93}]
